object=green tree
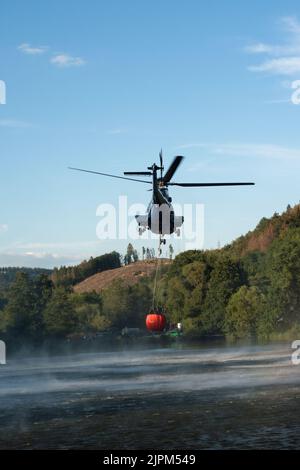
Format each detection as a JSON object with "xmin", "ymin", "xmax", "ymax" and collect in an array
[
  {"xmin": 225, "ymin": 286, "xmax": 265, "ymax": 338},
  {"xmin": 124, "ymin": 243, "xmax": 135, "ymax": 265},
  {"xmin": 201, "ymin": 256, "xmax": 243, "ymax": 334},
  {"xmin": 71, "ymin": 291, "xmax": 106, "ymax": 334},
  {"xmin": 263, "ymin": 228, "xmax": 300, "ymax": 332},
  {"xmin": 89, "ymin": 312, "xmax": 112, "ymax": 331},
  {"xmin": 182, "ymin": 317, "xmax": 201, "ymax": 337},
  {"xmin": 43, "ymin": 287, "xmax": 77, "ymax": 337},
  {"xmin": 132, "ymin": 249, "xmax": 139, "ymax": 263},
  {"xmin": 0, "ymin": 272, "xmax": 46, "ymax": 342},
  {"xmin": 165, "ymin": 277, "xmax": 187, "ymax": 323},
  {"xmin": 102, "ymin": 279, "xmax": 151, "ymax": 328},
  {"xmin": 102, "ymin": 280, "xmax": 132, "ymax": 327},
  {"xmin": 33, "ymin": 274, "xmax": 53, "ymax": 334},
  {"xmin": 182, "ymin": 261, "xmax": 209, "ymax": 319},
  {"xmin": 0, "ymin": 292, "xmax": 7, "ymax": 311}
]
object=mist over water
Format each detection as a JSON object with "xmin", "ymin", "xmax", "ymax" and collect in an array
[{"xmin": 1, "ymin": 342, "xmax": 300, "ymax": 449}]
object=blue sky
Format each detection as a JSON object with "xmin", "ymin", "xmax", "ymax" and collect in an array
[{"xmin": 1, "ymin": 0, "xmax": 300, "ymax": 267}]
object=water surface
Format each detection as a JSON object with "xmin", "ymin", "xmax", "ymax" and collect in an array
[{"xmin": 0, "ymin": 342, "xmax": 299, "ymax": 449}]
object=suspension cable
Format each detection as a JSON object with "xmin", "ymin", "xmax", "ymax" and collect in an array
[{"xmin": 151, "ymin": 236, "xmax": 162, "ymax": 310}]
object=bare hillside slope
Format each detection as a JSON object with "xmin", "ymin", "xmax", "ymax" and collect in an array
[{"xmin": 73, "ymin": 259, "xmax": 171, "ymax": 293}]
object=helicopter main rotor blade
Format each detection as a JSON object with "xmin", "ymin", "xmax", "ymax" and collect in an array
[
  {"xmin": 163, "ymin": 156, "xmax": 184, "ymax": 184},
  {"xmin": 159, "ymin": 149, "xmax": 163, "ymax": 179},
  {"xmin": 68, "ymin": 167, "xmax": 152, "ymax": 184},
  {"xmin": 168, "ymin": 182, "xmax": 255, "ymax": 187},
  {"xmin": 124, "ymin": 172, "xmax": 152, "ymax": 176}
]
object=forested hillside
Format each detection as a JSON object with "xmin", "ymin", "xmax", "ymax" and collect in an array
[
  {"xmin": 227, "ymin": 203, "xmax": 300, "ymax": 256},
  {"xmin": 0, "ymin": 267, "xmax": 52, "ymax": 292},
  {"xmin": 157, "ymin": 203, "xmax": 300, "ymax": 338},
  {"xmin": 1, "ymin": 203, "xmax": 300, "ymax": 347}
]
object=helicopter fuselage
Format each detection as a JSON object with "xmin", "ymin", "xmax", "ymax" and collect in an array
[{"xmin": 135, "ymin": 164, "xmax": 184, "ymax": 236}]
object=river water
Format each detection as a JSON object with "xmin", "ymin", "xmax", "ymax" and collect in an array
[{"xmin": 0, "ymin": 342, "xmax": 300, "ymax": 449}]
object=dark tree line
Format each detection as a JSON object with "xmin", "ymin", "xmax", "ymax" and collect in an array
[
  {"xmin": 52, "ymin": 251, "xmax": 121, "ymax": 287},
  {"xmin": 0, "ymin": 267, "xmax": 52, "ymax": 292},
  {"xmin": 0, "ymin": 271, "xmax": 151, "ymax": 347}
]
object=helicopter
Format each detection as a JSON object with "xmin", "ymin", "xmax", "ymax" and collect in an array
[{"xmin": 69, "ymin": 150, "xmax": 254, "ymax": 251}]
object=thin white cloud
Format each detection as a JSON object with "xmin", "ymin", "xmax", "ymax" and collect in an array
[
  {"xmin": 18, "ymin": 43, "xmax": 48, "ymax": 55},
  {"xmin": 17, "ymin": 43, "xmax": 86, "ymax": 69},
  {"xmin": 0, "ymin": 239, "xmax": 104, "ymax": 268},
  {"xmin": 50, "ymin": 54, "xmax": 85, "ymax": 67},
  {"xmin": 0, "ymin": 224, "xmax": 8, "ymax": 233},
  {"xmin": 246, "ymin": 16, "xmax": 300, "ymax": 75},
  {"xmin": 0, "ymin": 252, "xmax": 81, "ymax": 268},
  {"xmin": 0, "ymin": 119, "xmax": 33, "ymax": 128},
  {"xmin": 16, "ymin": 241, "xmax": 101, "ymax": 250},
  {"xmin": 281, "ymin": 15, "xmax": 300, "ymax": 35},
  {"xmin": 248, "ymin": 57, "xmax": 300, "ymax": 75},
  {"xmin": 246, "ymin": 43, "xmax": 300, "ymax": 56},
  {"xmin": 107, "ymin": 128, "xmax": 127, "ymax": 135},
  {"xmin": 176, "ymin": 142, "xmax": 300, "ymax": 161},
  {"xmin": 245, "ymin": 43, "xmax": 274, "ymax": 54}
]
